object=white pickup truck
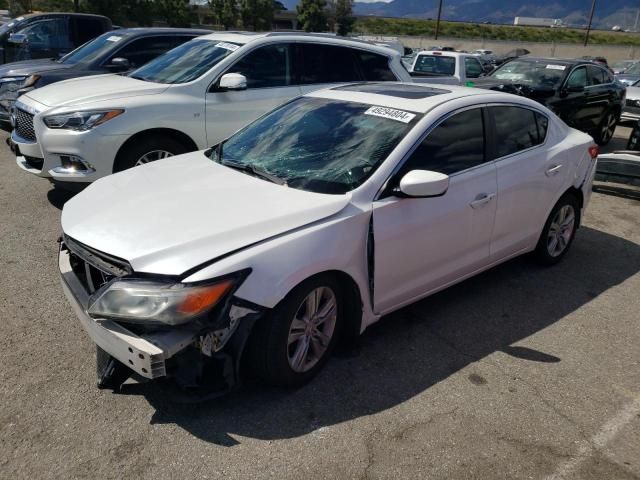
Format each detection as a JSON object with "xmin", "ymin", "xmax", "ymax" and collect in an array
[{"xmin": 409, "ymin": 51, "xmax": 485, "ymax": 86}]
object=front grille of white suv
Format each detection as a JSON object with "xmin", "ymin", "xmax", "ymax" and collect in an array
[{"xmin": 15, "ymin": 108, "xmax": 36, "ymax": 141}]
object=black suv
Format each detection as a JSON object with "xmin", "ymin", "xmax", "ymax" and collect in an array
[
  {"xmin": 475, "ymin": 57, "xmax": 626, "ymax": 145},
  {"xmin": 0, "ymin": 28, "xmax": 210, "ymax": 129},
  {"xmin": 0, "ymin": 13, "xmax": 112, "ymax": 64}
]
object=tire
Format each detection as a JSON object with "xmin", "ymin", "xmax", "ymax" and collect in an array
[
  {"xmin": 247, "ymin": 274, "xmax": 345, "ymax": 387},
  {"xmin": 534, "ymin": 194, "xmax": 580, "ymax": 265},
  {"xmin": 113, "ymin": 136, "xmax": 190, "ymax": 173},
  {"xmin": 592, "ymin": 111, "xmax": 617, "ymax": 146}
]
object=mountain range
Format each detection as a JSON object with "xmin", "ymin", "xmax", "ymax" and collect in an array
[{"xmin": 281, "ymin": 0, "xmax": 640, "ymax": 29}]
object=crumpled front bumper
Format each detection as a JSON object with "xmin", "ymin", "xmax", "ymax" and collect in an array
[{"xmin": 59, "ymin": 247, "xmax": 198, "ymax": 379}]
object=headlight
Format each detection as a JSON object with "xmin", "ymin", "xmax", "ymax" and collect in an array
[
  {"xmin": 0, "ymin": 76, "xmax": 26, "ymax": 90},
  {"xmin": 22, "ymin": 74, "xmax": 40, "ymax": 88},
  {"xmin": 88, "ymin": 277, "xmax": 239, "ymax": 325},
  {"xmin": 43, "ymin": 109, "xmax": 124, "ymax": 131}
]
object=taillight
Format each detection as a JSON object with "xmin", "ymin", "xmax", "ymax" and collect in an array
[{"xmin": 588, "ymin": 145, "xmax": 599, "ymax": 159}]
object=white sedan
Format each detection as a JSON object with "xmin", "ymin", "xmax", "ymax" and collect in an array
[{"xmin": 58, "ymin": 83, "xmax": 597, "ymax": 393}]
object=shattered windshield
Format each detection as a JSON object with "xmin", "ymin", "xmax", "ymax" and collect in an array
[
  {"xmin": 214, "ymin": 97, "xmax": 419, "ymax": 194},
  {"xmin": 490, "ymin": 59, "xmax": 568, "ymax": 88}
]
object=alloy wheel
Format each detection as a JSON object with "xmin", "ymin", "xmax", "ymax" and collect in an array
[
  {"xmin": 135, "ymin": 150, "xmax": 173, "ymax": 166},
  {"xmin": 287, "ymin": 286, "xmax": 337, "ymax": 373},
  {"xmin": 547, "ymin": 205, "xmax": 575, "ymax": 257},
  {"xmin": 601, "ymin": 114, "xmax": 616, "ymax": 143}
]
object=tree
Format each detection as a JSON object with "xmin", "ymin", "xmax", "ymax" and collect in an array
[
  {"xmin": 155, "ymin": 0, "xmax": 194, "ymax": 27},
  {"xmin": 334, "ymin": 0, "xmax": 354, "ymax": 36},
  {"xmin": 240, "ymin": 0, "xmax": 274, "ymax": 31},
  {"xmin": 210, "ymin": 0, "xmax": 240, "ymax": 30},
  {"xmin": 297, "ymin": 0, "xmax": 327, "ymax": 32}
]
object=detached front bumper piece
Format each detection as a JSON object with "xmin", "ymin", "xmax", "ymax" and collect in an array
[{"xmin": 59, "ymin": 247, "xmax": 197, "ymax": 380}]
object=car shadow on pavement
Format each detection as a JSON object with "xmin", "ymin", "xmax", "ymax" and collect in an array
[
  {"xmin": 122, "ymin": 226, "xmax": 640, "ymax": 446},
  {"xmin": 47, "ymin": 187, "xmax": 77, "ymax": 210}
]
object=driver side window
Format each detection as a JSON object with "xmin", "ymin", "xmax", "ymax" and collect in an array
[
  {"xmin": 400, "ymin": 108, "xmax": 486, "ymax": 176},
  {"xmin": 566, "ymin": 67, "xmax": 587, "ymax": 88},
  {"xmin": 227, "ymin": 43, "xmax": 292, "ymax": 89}
]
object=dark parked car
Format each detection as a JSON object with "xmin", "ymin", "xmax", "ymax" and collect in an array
[
  {"xmin": 475, "ymin": 57, "xmax": 626, "ymax": 145},
  {"xmin": 0, "ymin": 13, "xmax": 112, "ymax": 65},
  {"xmin": 0, "ymin": 28, "xmax": 210, "ymax": 128}
]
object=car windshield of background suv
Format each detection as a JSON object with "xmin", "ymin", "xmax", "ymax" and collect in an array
[
  {"xmin": 491, "ymin": 60, "xmax": 567, "ymax": 88},
  {"xmin": 60, "ymin": 31, "xmax": 131, "ymax": 65},
  {"xmin": 128, "ymin": 39, "xmax": 239, "ymax": 84}
]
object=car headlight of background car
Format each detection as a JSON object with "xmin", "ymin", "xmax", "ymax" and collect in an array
[
  {"xmin": 43, "ymin": 109, "xmax": 124, "ymax": 131},
  {"xmin": 0, "ymin": 74, "xmax": 40, "ymax": 91},
  {"xmin": 87, "ymin": 276, "xmax": 239, "ymax": 325}
]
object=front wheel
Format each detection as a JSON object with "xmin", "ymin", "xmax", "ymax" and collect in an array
[
  {"xmin": 113, "ymin": 136, "xmax": 189, "ymax": 173},
  {"xmin": 247, "ymin": 275, "xmax": 344, "ymax": 387},
  {"xmin": 534, "ymin": 194, "xmax": 580, "ymax": 265}
]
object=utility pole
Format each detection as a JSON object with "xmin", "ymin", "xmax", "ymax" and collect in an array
[
  {"xmin": 584, "ymin": 0, "xmax": 597, "ymax": 46},
  {"xmin": 434, "ymin": 0, "xmax": 443, "ymax": 40}
]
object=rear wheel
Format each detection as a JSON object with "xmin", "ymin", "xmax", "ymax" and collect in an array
[
  {"xmin": 593, "ymin": 111, "xmax": 617, "ymax": 146},
  {"xmin": 248, "ymin": 275, "xmax": 344, "ymax": 387},
  {"xmin": 534, "ymin": 194, "xmax": 580, "ymax": 265},
  {"xmin": 113, "ymin": 136, "xmax": 189, "ymax": 173}
]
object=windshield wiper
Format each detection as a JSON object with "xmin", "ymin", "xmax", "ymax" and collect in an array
[{"xmin": 221, "ymin": 160, "xmax": 286, "ymax": 185}]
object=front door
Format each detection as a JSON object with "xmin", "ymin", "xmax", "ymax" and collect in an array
[
  {"xmin": 372, "ymin": 107, "xmax": 498, "ymax": 314},
  {"xmin": 205, "ymin": 43, "xmax": 301, "ymax": 146}
]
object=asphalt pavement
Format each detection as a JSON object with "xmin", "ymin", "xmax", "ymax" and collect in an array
[{"xmin": 1, "ymin": 128, "xmax": 639, "ymax": 480}]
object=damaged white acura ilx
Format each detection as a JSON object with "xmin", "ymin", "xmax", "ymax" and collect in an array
[{"xmin": 58, "ymin": 83, "xmax": 598, "ymax": 395}]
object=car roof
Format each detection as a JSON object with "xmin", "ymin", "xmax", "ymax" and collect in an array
[
  {"xmin": 104, "ymin": 27, "xmax": 211, "ymax": 37},
  {"xmin": 306, "ymin": 82, "xmax": 518, "ymax": 114},
  {"xmin": 196, "ymin": 31, "xmax": 400, "ymax": 55},
  {"xmin": 504, "ymin": 56, "xmax": 599, "ymax": 66}
]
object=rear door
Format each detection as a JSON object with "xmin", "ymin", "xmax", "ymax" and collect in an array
[
  {"xmin": 487, "ymin": 105, "xmax": 566, "ymax": 258},
  {"xmin": 205, "ymin": 42, "xmax": 300, "ymax": 145},
  {"xmin": 586, "ymin": 65, "xmax": 613, "ymax": 126}
]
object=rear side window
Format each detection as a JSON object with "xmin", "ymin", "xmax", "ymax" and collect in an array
[
  {"xmin": 490, "ymin": 106, "xmax": 546, "ymax": 159},
  {"xmin": 401, "ymin": 108, "xmax": 485, "ymax": 175},
  {"xmin": 230, "ymin": 43, "xmax": 292, "ymax": 88},
  {"xmin": 413, "ymin": 55, "xmax": 455, "ymax": 75},
  {"xmin": 587, "ymin": 65, "xmax": 605, "ymax": 85},
  {"xmin": 299, "ymin": 44, "xmax": 362, "ymax": 83},
  {"xmin": 464, "ymin": 57, "xmax": 483, "ymax": 78},
  {"xmin": 356, "ymin": 51, "xmax": 397, "ymax": 81}
]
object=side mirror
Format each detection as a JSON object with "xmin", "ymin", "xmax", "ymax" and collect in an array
[
  {"xmin": 8, "ymin": 33, "xmax": 27, "ymax": 45},
  {"xmin": 107, "ymin": 57, "xmax": 130, "ymax": 71},
  {"xmin": 218, "ymin": 73, "xmax": 247, "ymax": 91},
  {"xmin": 398, "ymin": 170, "xmax": 449, "ymax": 198}
]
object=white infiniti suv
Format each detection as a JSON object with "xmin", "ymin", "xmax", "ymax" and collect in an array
[{"xmin": 11, "ymin": 32, "xmax": 409, "ymax": 187}]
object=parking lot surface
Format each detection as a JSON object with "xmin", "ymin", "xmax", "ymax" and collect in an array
[{"xmin": 1, "ymin": 128, "xmax": 639, "ymax": 480}]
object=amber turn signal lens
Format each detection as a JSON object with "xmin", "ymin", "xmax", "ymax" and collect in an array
[{"xmin": 177, "ymin": 280, "xmax": 234, "ymax": 315}]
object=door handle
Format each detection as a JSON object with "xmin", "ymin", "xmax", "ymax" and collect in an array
[
  {"xmin": 545, "ymin": 165, "xmax": 563, "ymax": 176},
  {"xmin": 470, "ymin": 193, "xmax": 496, "ymax": 209}
]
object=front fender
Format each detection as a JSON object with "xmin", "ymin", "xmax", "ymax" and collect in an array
[{"xmin": 182, "ymin": 209, "xmax": 378, "ymax": 331}]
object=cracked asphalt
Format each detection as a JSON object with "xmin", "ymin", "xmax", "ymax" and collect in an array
[{"xmin": 1, "ymin": 127, "xmax": 639, "ymax": 480}]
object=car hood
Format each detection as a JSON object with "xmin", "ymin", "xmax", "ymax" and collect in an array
[
  {"xmin": 617, "ymin": 74, "xmax": 640, "ymax": 83},
  {"xmin": 61, "ymin": 152, "xmax": 351, "ymax": 276},
  {"xmin": 0, "ymin": 58, "xmax": 58, "ymax": 77},
  {"xmin": 0, "ymin": 60, "xmax": 76, "ymax": 78},
  {"xmin": 24, "ymin": 73, "xmax": 168, "ymax": 107},
  {"xmin": 472, "ymin": 77, "xmax": 556, "ymax": 100}
]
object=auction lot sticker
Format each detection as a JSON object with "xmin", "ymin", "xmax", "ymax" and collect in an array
[{"xmin": 365, "ymin": 106, "xmax": 416, "ymax": 123}]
